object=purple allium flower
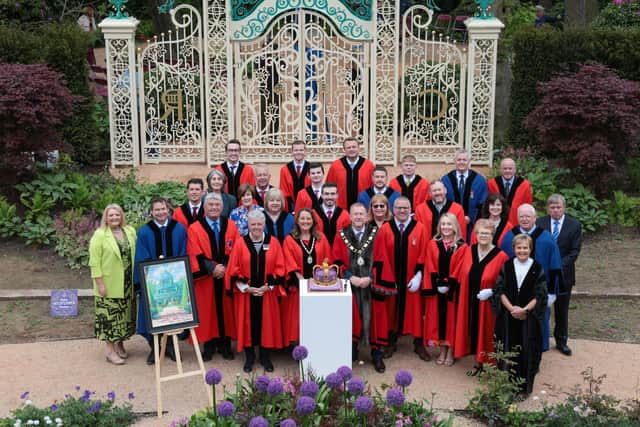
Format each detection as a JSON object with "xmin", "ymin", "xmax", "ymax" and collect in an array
[
  {"xmin": 300, "ymin": 380, "xmax": 319, "ymax": 397},
  {"xmin": 337, "ymin": 365, "xmax": 352, "ymax": 381},
  {"xmin": 80, "ymin": 390, "xmax": 91, "ymax": 402},
  {"xmin": 325, "ymin": 372, "xmax": 342, "ymax": 389},
  {"xmin": 296, "ymin": 396, "xmax": 316, "ymax": 416},
  {"xmin": 354, "ymin": 396, "xmax": 374, "ymax": 414},
  {"xmin": 51, "ymin": 404, "xmax": 58, "ymax": 412},
  {"xmin": 20, "ymin": 391, "xmax": 29, "ymax": 399},
  {"xmin": 217, "ymin": 400, "xmax": 235, "ymax": 417},
  {"xmin": 280, "ymin": 419, "xmax": 297, "ymax": 427},
  {"xmin": 107, "ymin": 391, "xmax": 115, "ymax": 401},
  {"xmin": 249, "ymin": 416, "xmax": 269, "ymax": 427},
  {"xmin": 255, "ymin": 374, "xmax": 270, "ymax": 392},
  {"xmin": 87, "ymin": 401, "xmax": 101, "ymax": 413},
  {"xmin": 267, "ymin": 377, "xmax": 284, "ymax": 396},
  {"xmin": 205, "ymin": 368, "xmax": 222, "ymax": 385},
  {"xmin": 347, "ymin": 377, "xmax": 365, "ymax": 395},
  {"xmin": 75, "ymin": 386, "xmax": 81, "ymax": 391},
  {"xmin": 395, "ymin": 370, "xmax": 413, "ymax": 387},
  {"xmin": 292, "ymin": 345, "xmax": 308, "ymax": 361},
  {"xmin": 386, "ymin": 388, "xmax": 405, "ymax": 407},
  {"xmin": 128, "ymin": 392, "xmax": 136, "ymax": 400}
]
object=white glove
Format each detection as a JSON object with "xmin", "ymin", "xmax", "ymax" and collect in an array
[
  {"xmin": 236, "ymin": 282, "xmax": 249, "ymax": 292},
  {"xmin": 437, "ymin": 286, "xmax": 449, "ymax": 294},
  {"xmin": 407, "ymin": 271, "xmax": 423, "ymax": 293},
  {"xmin": 477, "ymin": 289, "xmax": 493, "ymax": 301},
  {"xmin": 547, "ymin": 294, "xmax": 556, "ymax": 307}
]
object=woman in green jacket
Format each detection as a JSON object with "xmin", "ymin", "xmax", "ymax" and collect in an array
[{"xmin": 89, "ymin": 204, "xmax": 137, "ymax": 365}]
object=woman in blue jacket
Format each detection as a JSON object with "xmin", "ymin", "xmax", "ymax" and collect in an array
[{"xmin": 89, "ymin": 204, "xmax": 137, "ymax": 365}]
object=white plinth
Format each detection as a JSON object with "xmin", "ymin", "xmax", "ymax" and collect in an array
[{"xmin": 299, "ymin": 279, "xmax": 352, "ymax": 378}]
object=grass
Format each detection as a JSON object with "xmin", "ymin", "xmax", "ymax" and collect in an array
[{"xmin": 569, "ymin": 297, "xmax": 640, "ymax": 344}]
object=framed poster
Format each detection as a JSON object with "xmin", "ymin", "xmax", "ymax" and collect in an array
[{"xmin": 139, "ymin": 256, "xmax": 199, "ymax": 334}]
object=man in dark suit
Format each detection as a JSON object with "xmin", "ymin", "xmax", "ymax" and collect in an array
[{"xmin": 537, "ymin": 194, "xmax": 582, "ymax": 356}]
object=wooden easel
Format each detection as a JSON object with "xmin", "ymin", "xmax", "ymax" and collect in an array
[{"xmin": 153, "ymin": 328, "xmax": 213, "ymax": 417}]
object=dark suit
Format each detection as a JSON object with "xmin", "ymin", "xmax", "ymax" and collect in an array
[{"xmin": 537, "ymin": 214, "xmax": 582, "ymax": 346}]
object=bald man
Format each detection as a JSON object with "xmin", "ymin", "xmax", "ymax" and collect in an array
[
  {"xmin": 487, "ymin": 158, "xmax": 533, "ymax": 225},
  {"xmin": 500, "ymin": 203, "xmax": 563, "ymax": 352}
]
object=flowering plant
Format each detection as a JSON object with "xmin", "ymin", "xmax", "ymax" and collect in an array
[{"xmin": 0, "ymin": 388, "xmax": 136, "ymax": 427}]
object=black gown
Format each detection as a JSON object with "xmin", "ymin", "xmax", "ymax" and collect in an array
[{"xmin": 492, "ymin": 259, "xmax": 547, "ymax": 395}]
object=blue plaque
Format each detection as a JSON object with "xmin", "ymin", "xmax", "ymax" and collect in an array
[{"xmin": 50, "ymin": 289, "xmax": 79, "ymax": 318}]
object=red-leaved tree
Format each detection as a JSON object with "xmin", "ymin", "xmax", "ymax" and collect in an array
[
  {"xmin": 0, "ymin": 63, "xmax": 77, "ymax": 183},
  {"xmin": 524, "ymin": 63, "xmax": 640, "ymax": 195}
]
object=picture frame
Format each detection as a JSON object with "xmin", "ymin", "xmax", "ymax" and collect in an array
[{"xmin": 139, "ymin": 256, "xmax": 199, "ymax": 334}]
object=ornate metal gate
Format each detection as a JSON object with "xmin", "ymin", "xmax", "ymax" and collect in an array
[{"xmin": 231, "ymin": 10, "xmax": 371, "ymax": 162}]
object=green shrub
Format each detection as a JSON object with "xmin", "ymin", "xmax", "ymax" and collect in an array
[
  {"xmin": 52, "ymin": 209, "xmax": 98, "ymax": 269},
  {"xmin": 19, "ymin": 217, "xmax": 55, "ymax": 246},
  {"xmin": 563, "ymin": 184, "xmax": 609, "ymax": 234},
  {"xmin": 0, "ymin": 196, "xmax": 22, "ymax": 238},
  {"xmin": 0, "ymin": 389, "xmax": 136, "ymax": 427},
  {"xmin": 592, "ymin": 0, "xmax": 640, "ymax": 30},
  {"xmin": 607, "ymin": 191, "xmax": 640, "ymax": 227},
  {"xmin": 508, "ymin": 26, "xmax": 640, "ymax": 152}
]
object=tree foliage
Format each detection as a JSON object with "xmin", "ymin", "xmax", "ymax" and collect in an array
[
  {"xmin": 0, "ymin": 63, "xmax": 77, "ymax": 182},
  {"xmin": 524, "ymin": 63, "xmax": 640, "ymax": 195}
]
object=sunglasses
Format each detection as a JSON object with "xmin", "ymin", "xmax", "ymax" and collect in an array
[{"xmin": 372, "ymin": 204, "xmax": 387, "ymax": 208}]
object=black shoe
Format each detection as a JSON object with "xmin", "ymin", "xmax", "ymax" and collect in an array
[
  {"xmin": 177, "ymin": 330, "xmax": 190, "ymax": 341},
  {"xmin": 221, "ymin": 347, "xmax": 235, "ymax": 360},
  {"xmin": 383, "ymin": 344, "xmax": 396, "ymax": 359},
  {"xmin": 203, "ymin": 341, "xmax": 216, "ymax": 361},
  {"xmin": 414, "ymin": 344, "xmax": 431, "ymax": 362},
  {"xmin": 352, "ymin": 343, "xmax": 359, "ymax": 362},
  {"xmin": 146, "ymin": 350, "xmax": 155, "ymax": 365},
  {"xmin": 373, "ymin": 358, "xmax": 386, "ymax": 373},
  {"xmin": 261, "ymin": 359, "xmax": 274, "ymax": 372},
  {"xmin": 202, "ymin": 350, "xmax": 214, "ymax": 362},
  {"xmin": 243, "ymin": 348, "xmax": 255, "ymax": 373},
  {"xmin": 165, "ymin": 345, "xmax": 176, "ymax": 362},
  {"xmin": 557, "ymin": 343, "xmax": 572, "ymax": 356}
]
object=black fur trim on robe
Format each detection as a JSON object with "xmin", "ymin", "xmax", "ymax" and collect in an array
[
  {"xmin": 468, "ymin": 245, "xmax": 501, "ymax": 353},
  {"xmin": 340, "ymin": 156, "xmax": 365, "ymax": 208},
  {"xmin": 146, "ymin": 220, "xmax": 178, "ymax": 258}
]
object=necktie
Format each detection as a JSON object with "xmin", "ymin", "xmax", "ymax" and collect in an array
[
  {"xmin": 160, "ymin": 226, "xmax": 167, "ymax": 256},
  {"xmin": 504, "ymin": 180, "xmax": 511, "ymax": 196},
  {"xmin": 296, "ymin": 165, "xmax": 302, "ymax": 177},
  {"xmin": 356, "ymin": 231, "xmax": 363, "ymax": 242},
  {"xmin": 326, "ymin": 210, "xmax": 333, "ymax": 219},
  {"xmin": 552, "ymin": 220, "xmax": 560, "ymax": 241},
  {"xmin": 314, "ymin": 189, "xmax": 320, "ymax": 199},
  {"xmin": 458, "ymin": 174, "xmax": 465, "ymax": 196},
  {"xmin": 212, "ymin": 221, "xmax": 219, "ymax": 233},
  {"xmin": 192, "ymin": 206, "xmax": 198, "ymax": 218},
  {"xmin": 230, "ymin": 165, "xmax": 237, "ymax": 176},
  {"xmin": 260, "ymin": 189, "xmax": 266, "ymax": 200},
  {"xmin": 399, "ymin": 223, "xmax": 405, "ymax": 236}
]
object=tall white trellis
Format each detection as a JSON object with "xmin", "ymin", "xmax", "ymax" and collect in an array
[{"xmin": 101, "ymin": 1, "xmax": 503, "ymax": 167}]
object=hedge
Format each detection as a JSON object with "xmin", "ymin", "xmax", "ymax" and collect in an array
[{"xmin": 507, "ymin": 26, "xmax": 640, "ymax": 149}]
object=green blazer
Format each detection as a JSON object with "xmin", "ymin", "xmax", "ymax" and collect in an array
[{"xmin": 89, "ymin": 225, "xmax": 137, "ymax": 298}]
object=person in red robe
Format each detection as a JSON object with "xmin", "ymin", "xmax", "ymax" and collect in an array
[
  {"xmin": 187, "ymin": 193, "xmax": 239, "ymax": 360},
  {"xmin": 388, "ymin": 154, "xmax": 430, "ymax": 211},
  {"xmin": 294, "ymin": 162, "xmax": 325, "ymax": 211},
  {"xmin": 487, "ymin": 158, "xmax": 533, "ymax": 226},
  {"xmin": 455, "ymin": 219, "xmax": 509, "ymax": 372},
  {"xmin": 226, "ymin": 210, "xmax": 285, "ymax": 373},
  {"xmin": 423, "ymin": 213, "xmax": 469, "ymax": 366},
  {"xmin": 325, "ymin": 137, "xmax": 375, "ymax": 210},
  {"xmin": 173, "ymin": 178, "xmax": 205, "ymax": 228},
  {"xmin": 470, "ymin": 193, "xmax": 513, "ymax": 247},
  {"xmin": 253, "ymin": 164, "xmax": 276, "ymax": 209},
  {"xmin": 414, "ymin": 180, "xmax": 466, "ymax": 241},
  {"xmin": 215, "ymin": 139, "xmax": 256, "ymax": 198},
  {"xmin": 279, "ymin": 140, "xmax": 311, "ymax": 212},
  {"xmin": 312, "ymin": 183, "xmax": 351, "ymax": 246},
  {"xmin": 372, "ymin": 196, "xmax": 431, "ymax": 362},
  {"xmin": 332, "ymin": 203, "xmax": 382, "ymax": 371},
  {"xmin": 281, "ymin": 208, "xmax": 332, "ymax": 346}
]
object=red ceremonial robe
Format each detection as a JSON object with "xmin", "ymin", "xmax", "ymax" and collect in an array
[
  {"xmin": 470, "ymin": 219, "xmax": 513, "ymax": 247},
  {"xmin": 423, "ymin": 239, "xmax": 469, "ymax": 347},
  {"xmin": 281, "ymin": 233, "xmax": 332, "ymax": 345},
  {"xmin": 294, "ymin": 186, "xmax": 323, "ymax": 211},
  {"xmin": 487, "ymin": 176, "xmax": 533, "ymax": 226},
  {"xmin": 187, "ymin": 218, "xmax": 238, "ymax": 344},
  {"xmin": 389, "ymin": 175, "xmax": 431, "ymax": 211},
  {"xmin": 173, "ymin": 203, "xmax": 204, "ymax": 229},
  {"xmin": 312, "ymin": 207, "xmax": 351, "ymax": 246},
  {"xmin": 216, "ymin": 162, "xmax": 256, "ymax": 198},
  {"xmin": 454, "ymin": 245, "xmax": 508, "ymax": 361},
  {"xmin": 226, "ymin": 234, "xmax": 285, "ymax": 351},
  {"xmin": 414, "ymin": 200, "xmax": 467, "ymax": 241},
  {"xmin": 326, "ymin": 156, "xmax": 375, "ymax": 210},
  {"xmin": 372, "ymin": 220, "xmax": 427, "ymax": 339},
  {"xmin": 280, "ymin": 162, "xmax": 311, "ymax": 211}
]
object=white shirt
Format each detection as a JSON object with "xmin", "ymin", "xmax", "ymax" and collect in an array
[
  {"xmin": 394, "ymin": 218, "xmax": 411, "ymax": 230},
  {"xmin": 154, "ymin": 220, "xmax": 169, "ymax": 228},
  {"xmin": 374, "ymin": 186, "xmax": 388, "ymax": 195},
  {"xmin": 514, "ymin": 258, "xmax": 534, "ymax": 290},
  {"xmin": 403, "ymin": 175, "xmax": 415, "ymax": 185}
]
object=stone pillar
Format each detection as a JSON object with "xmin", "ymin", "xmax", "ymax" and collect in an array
[
  {"xmin": 464, "ymin": 18, "xmax": 504, "ymax": 166},
  {"xmin": 99, "ymin": 17, "xmax": 140, "ymax": 166}
]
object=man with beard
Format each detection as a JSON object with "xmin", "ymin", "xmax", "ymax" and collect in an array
[
  {"xmin": 414, "ymin": 180, "xmax": 466, "ymax": 241},
  {"xmin": 312, "ymin": 183, "xmax": 351, "ymax": 246}
]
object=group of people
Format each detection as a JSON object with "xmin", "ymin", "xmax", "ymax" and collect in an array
[{"xmin": 89, "ymin": 139, "xmax": 582, "ymax": 395}]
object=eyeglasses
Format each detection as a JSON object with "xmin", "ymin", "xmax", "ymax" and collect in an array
[
  {"xmin": 395, "ymin": 206, "xmax": 410, "ymax": 210},
  {"xmin": 372, "ymin": 204, "xmax": 386, "ymax": 208}
]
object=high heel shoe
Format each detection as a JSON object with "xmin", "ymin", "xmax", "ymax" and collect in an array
[
  {"xmin": 106, "ymin": 352, "xmax": 125, "ymax": 365},
  {"xmin": 115, "ymin": 343, "xmax": 128, "ymax": 359}
]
